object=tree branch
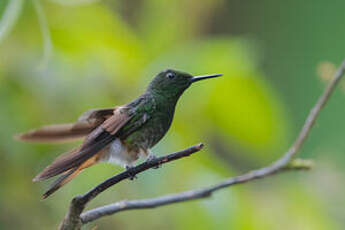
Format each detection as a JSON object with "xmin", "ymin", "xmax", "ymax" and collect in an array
[
  {"xmin": 79, "ymin": 162, "xmax": 309, "ymax": 224},
  {"xmin": 60, "ymin": 60, "xmax": 345, "ymax": 230},
  {"xmin": 59, "ymin": 143, "xmax": 204, "ymax": 230}
]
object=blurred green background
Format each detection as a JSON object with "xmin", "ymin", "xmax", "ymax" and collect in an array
[{"xmin": 1, "ymin": 0, "xmax": 345, "ymax": 229}]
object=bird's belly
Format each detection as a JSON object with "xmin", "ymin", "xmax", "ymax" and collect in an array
[{"xmin": 103, "ymin": 139, "xmax": 144, "ymax": 168}]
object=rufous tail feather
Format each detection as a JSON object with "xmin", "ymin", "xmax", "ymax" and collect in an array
[
  {"xmin": 15, "ymin": 123, "xmax": 94, "ymax": 143},
  {"xmin": 41, "ymin": 154, "xmax": 101, "ymax": 199}
]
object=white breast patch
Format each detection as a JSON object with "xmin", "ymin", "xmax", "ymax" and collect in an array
[{"xmin": 104, "ymin": 139, "xmax": 132, "ymax": 168}]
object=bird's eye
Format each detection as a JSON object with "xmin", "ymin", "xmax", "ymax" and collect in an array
[{"xmin": 166, "ymin": 72, "xmax": 175, "ymax": 79}]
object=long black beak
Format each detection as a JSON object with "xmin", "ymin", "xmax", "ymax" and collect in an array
[{"xmin": 190, "ymin": 74, "xmax": 223, "ymax": 83}]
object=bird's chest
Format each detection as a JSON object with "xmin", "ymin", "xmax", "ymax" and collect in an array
[{"xmin": 124, "ymin": 110, "xmax": 173, "ymax": 150}]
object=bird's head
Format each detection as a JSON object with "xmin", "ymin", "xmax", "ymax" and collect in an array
[{"xmin": 147, "ymin": 69, "xmax": 222, "ymax": 99}]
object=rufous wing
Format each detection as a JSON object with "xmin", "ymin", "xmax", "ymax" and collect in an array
[{"xmin": 33, "ymin": 106, "xmax": 132, "ymax": 182}]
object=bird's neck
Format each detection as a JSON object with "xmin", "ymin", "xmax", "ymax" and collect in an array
[{"xmin": 147, "ymin": 89, "xmax": 181, "ymax": 114}]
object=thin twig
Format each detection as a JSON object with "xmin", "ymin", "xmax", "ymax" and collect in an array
[
  {"xmin": 80, "ymin": 143, "xmax": 204, "ymax": 205},
  {"xmin": 60, "ymin": 60, "xmax": 345, "ymax": 230},
  {"xmin": 0, "ymin": 0, "xmax": 24, "ymax": 42},
  {"xmin": 79, "ymin": 162, "xmax": 309, "ymax": 224},
  {"xmin": 32, "ymin": 0, "xmax": 53, "ymax": 69}
]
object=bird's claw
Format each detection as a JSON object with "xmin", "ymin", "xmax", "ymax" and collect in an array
[{"xmin": 125, "ymin": 166, "xmax": 137, "ymax": 180}]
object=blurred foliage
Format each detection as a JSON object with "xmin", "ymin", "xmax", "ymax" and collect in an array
[{"xmin": 0, "ymin": 0, "xmax": 344, "ymax": 230}]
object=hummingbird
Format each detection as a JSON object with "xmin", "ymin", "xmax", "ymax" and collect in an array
[{"xmin": 17, "ymin": 69, "xmax": 222, "ymax": 199}]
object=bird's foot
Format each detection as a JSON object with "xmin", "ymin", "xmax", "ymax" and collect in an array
[
  {"xmin": 125, "ymin": 165, "xmax": 137, "ymax": 180},
  {"xmin": 146, "ymin": 154, "xmax": 160, "ymax": 169}
]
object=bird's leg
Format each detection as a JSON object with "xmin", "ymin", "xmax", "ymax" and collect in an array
[
  {"xmin": 146, "ymin": 151, "xmax": 160, "ymax": 169},
  {"xmin": 125, "ymin": 165, "xmax": 137, "ymax": 180}
]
